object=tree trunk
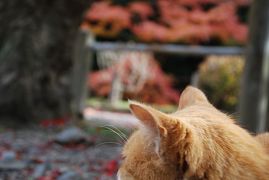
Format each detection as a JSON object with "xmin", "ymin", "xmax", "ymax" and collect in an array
[{"xmin": 0, "ymin": 0, "xmax": 90, "ymax": 123}]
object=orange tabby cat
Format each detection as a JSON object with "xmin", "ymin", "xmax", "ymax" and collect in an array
[{"xmin": 118, "ymin": 86, "xmax": 269, "ymax": 180}]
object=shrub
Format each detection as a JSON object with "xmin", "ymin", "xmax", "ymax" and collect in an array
[{"xmin": 198, "ymin": 55, "xmax": 244, "ymax": 112}]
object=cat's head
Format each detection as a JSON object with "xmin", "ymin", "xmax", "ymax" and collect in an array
[{"xmin": 118, "ymin": 86, "xmax": 212, "ymax": 180}]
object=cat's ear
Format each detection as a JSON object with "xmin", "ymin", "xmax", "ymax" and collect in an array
[
  {"xmin": 178, "ymin": 86, "xmax": 209, "ymax": 110},
  {"xmin": 129, "ymin": 100, "xmax": 172, "ymax": 137}
]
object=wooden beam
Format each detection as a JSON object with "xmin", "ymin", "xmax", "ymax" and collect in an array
[{"xmin": 239, "ymin": 0, "xmax": 269, "ymax": 133}]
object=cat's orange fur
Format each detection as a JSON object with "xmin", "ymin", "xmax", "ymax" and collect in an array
[
  {"xmin": 118, "ymin": 86, "xmax": 269, "ymax": 180},
  {"xmin": 256, "ymin": 133, "xmax": 269, "ymax": 154}
]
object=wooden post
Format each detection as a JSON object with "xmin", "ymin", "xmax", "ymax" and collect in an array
[
  {"xmin": 239, "ymin": 0, "xmax": 269, "ymax": 133},
  {"xmin": 71, "ymin": 31, "xmax": 94, "ymax": 120}
]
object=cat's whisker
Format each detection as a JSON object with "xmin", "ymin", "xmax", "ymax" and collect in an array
[
  {"xmin": 101, "ymin": 125, "xmax": 128, "ymax": 143},
  {"xmin": 104, "ymin": 125, "xmax": 128, "ymax": 141},
  {"xmin": 104, "ymin": 126, "xmax": 127, "ymax": 143}
]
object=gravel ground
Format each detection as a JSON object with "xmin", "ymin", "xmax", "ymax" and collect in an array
[{"xmin": 0, "ymin": 127, "xmax": 123, "ymax": 180}]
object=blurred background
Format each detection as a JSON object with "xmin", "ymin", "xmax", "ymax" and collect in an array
[{"xmin": 0, "ymin": 0, "xmax": 268, "ymax": 179}]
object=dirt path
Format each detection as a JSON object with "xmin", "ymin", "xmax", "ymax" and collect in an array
[{"xmin": 0, "ymin": 127, "xmax": 122, "ymax": 180}]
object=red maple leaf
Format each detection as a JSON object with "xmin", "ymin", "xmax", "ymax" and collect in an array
[{"xmin": 103, "ymin": 160, "xmax": 118, "ymax": 176}]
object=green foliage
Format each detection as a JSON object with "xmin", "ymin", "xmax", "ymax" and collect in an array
[{"xmin": 198, "ymin": 56, "xmax": 244, "ymax": 112}]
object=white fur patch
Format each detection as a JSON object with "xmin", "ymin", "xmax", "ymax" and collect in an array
[
  {"xmin": 117, "ymin": 171, "xmax": 122, "ymax": 180},
  {"xmin": 154, "ymin": 137, "xmax": 161, "ymax": 157}
]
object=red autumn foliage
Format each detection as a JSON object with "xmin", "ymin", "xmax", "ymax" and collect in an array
[
  {"xmin": 103, "ymin": 160, "xmax": 118, "ymax": 176},
  {"xmin": 132, "ymin": 21, "xmax": 170, "ymax": 42},
  {"xmin": 38, "ymin": 169, "xmax": 61, "ymax": 180},
  {"xmin": 155, "ymin": 1, "xmax": 247, "ymax": 44},
  {"xmin": 89, "ymin": 58, "xmax": 179, "ymax": 105},
  {"xmin": 128, "ymin": 2, "xmax": 153, "ymax": 19},
  {"xmin": 171, "ymin": 21, "xmax": 213, "ymax": 43},
  {"xmin": 40, "ymin": 117, "xmax": 69, "ymax": 128},
  {"xmin": 83, "ymin": 2, "xmax": 131, "ymax": 37},
  {"xmin": 82, "ymin": 0, "xmax": 249, "ymax": 44},
  {"xmin": 158, "ymin": 1, "xmax": 189, "ymax": 22},
  {"xmin": 170, "ymin": 0, "xmax": 250, "ymax": 6}
]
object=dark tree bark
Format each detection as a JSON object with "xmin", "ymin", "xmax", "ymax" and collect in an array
[{"xmin": 0, "ymin": 0, "xmax": 90, "ymax": 123}]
